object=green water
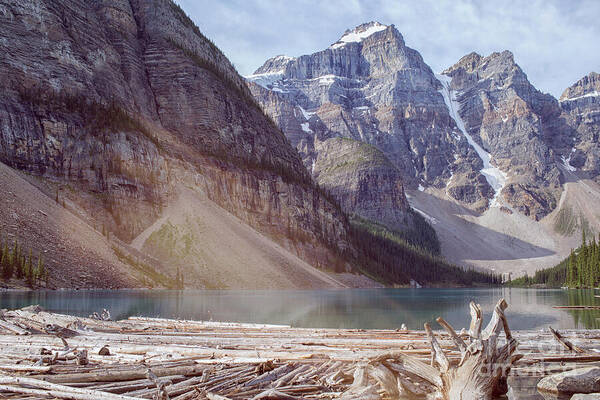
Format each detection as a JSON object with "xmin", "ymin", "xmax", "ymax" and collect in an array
[{"xmin": 0, "ymin": 287, "xmax": 598, "ymax": 330}]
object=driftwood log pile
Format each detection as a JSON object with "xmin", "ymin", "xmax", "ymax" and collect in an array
[{"xmin": 0, "ymin": 300, "xmax": 597, "ymax": 399}]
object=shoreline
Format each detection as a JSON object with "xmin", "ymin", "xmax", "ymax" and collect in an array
[{"xmin": 0, "ymin": 307, "xmax": 598, "ymax": 399}]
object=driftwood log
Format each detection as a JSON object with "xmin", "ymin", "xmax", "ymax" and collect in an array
[
  {"xmin": 549, "ymin": 326, "xmax": 585, "ymax": 354},
  {"xmin": 339, "ymin": 299, "xmax": 521, "ymax": 400},
  {"xmin": 0, "ymin": 301, "xmax": 597, "ymax": 399}
]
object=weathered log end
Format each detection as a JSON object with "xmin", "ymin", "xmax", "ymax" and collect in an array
[{"xmin": 343, "ymin": 298, "xmax": 520, "ymax": 400}]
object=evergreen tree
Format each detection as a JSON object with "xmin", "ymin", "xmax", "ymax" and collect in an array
[
  {"xmin": 25, "ymin": 254, "xmax": 34, "ymax": 287},
  {"xmin": 37, "ymin": 254, "xmax": 45, "ymax": 286},
  {"xmin": 1, "ymin": 243, "xmax": 13, "ymax": 280},
  {"xmin": 0, "ymin": 248, "xmax": 7, "ymax": 281},
  {"xmin": 517, "ymin": 231, "xmax": 599, "ymax": 288},
  {"xmin": 567, "ymin": 250, "xmax": 576, "ymax": 286},
  {"xmin": 577, "ymin": 231, "xmax": 586, "ymax": 288},
  {"xmin": 15, "ymin": 255, "xmax": 23, "ymax": 279}
]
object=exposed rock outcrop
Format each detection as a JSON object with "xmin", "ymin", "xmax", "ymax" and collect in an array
[
  {"xmin": 537, "ymin": 367, "xmax": 600, "ymax": 395},
  {"xmin": 312, "ymin": 137, "xmax": 411, "ymax": 230},
  {"xmin": 441, "ymin": 51, "xmax": 564, "ymax": 219},
  {"xmin": 559, "ymin": 72, "xmax": 600, "ymax": 183}
]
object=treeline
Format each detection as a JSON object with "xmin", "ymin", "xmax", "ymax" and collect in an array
[
  {"xmin": 406, "ymin": 210, "xmax": 441, "ymax": 255},
  {"xmin": 509, "ymin": 230, "xmax": 600, "ymax": 288},
  {"xmin": 0, "ymin": 234, "xmax": 48, "ymax": 287},
  {"xmin": 348, "ymin": 218, "xmax": 501, "ymax": 286}
]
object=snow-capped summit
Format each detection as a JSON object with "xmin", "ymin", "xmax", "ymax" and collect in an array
[
  {"xmin": 245, "ymin": 55, "xmax": 296, "ymax": 89},
  {"xmin": 330, "ymin": 21, "xmax": 388, "ymax": 49},
  {"xmin": 252, "ymin": 54, "xmax": 296, "ymax": 75}
]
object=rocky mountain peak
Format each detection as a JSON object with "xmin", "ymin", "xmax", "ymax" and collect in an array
[
  {"xmin": 253, "ymin": 54, "xmax": 296, "ymax": 75},
  {"xmin": 440, "ymin": 49, "xmax": 565, "ymax": 219},
  {"xmin": 560, "ymin": 71, "xmax": 600, "ymax": 102},
  {"xmin": 247, "ymin": 21, "xmax": 482, "ymax": 227},
  {"xmin": 444, "ymin": 50, "xmax": 522, "ymax": 89},
  {"xmin": 559, "ymin": 71, "xmax": 600, "ymax": 181},
  {"xmin": 444, "ymin": 52, "xmax": 482, "ymax": 74},
  {"xmin": 249, "ymin": 21, "xmax": 416, "ymax": 84}
]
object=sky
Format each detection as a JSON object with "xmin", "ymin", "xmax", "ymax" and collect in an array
[{"xmin": 175, "ymin": 0, "xmax": 600, "ymax": 98}]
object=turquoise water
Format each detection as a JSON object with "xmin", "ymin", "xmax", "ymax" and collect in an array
[{"xmin": 0, "ymin": 287, "xmax": 598, "ymax": 330}]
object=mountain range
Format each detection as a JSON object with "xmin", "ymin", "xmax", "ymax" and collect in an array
[
  {"xmin": 0, "ymin": 3, "xmax": 597, "ymax": 288},
  {"xmin": 247, "ymin": 22, "xmax": 600, "ymax": 276}
]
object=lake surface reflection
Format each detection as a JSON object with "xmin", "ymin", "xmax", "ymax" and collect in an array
[{"xmin": 0, "ymin": 287, "xmax": 598, "ymax": 330}]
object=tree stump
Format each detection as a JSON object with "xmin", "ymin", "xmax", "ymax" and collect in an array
[{"xmin": 342, "ymin": 298, "xmax": 521, "ymax": 400}]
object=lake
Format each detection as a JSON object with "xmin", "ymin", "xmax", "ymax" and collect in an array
[
  {"xmin": 1, "ymin": 287, "xmax": 598, "ymax": 399},
  {"xmin": 0, "ymin": 287, "xmax": 598, "ymax": 330}
]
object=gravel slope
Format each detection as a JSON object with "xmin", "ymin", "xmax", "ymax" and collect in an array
[
  {"xmin": 408, "ymin": 164, "xmax": 600, "ymax": 277},
  {"xmin": 0, "ymin": 162, "xmax": 139, "ymax": 288},
  {"xmin": 132, "ymin": 185, "xmax": 353, "ymax": 289}
]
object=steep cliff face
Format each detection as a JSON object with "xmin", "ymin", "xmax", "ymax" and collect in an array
[
  {"xmin": 311, "ymin": 137, "xmax": 410, "ymax": 230},
  {"xmin": 559, "ymin": 72, "xmax": 600, "ymax": 182},
  {"xmin": 0, "ymin": 0, "xmax": 352, "ymax": 287},
  {"xmin": 441, "ymin": 51, "xmax": 565, "ymax": 220},
  {"xmin": 248, "ymin": 22, "xmax": 492, "ymax": 228}
]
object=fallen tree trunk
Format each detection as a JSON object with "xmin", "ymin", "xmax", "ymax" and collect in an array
[
  {"xmin": 0, "ymin": 375, "xmax": 140, "ymax": 399},
  {"xmin": 549, "ymin": 326, "xmax": 585, "ymax": 354},
  {"xmin": 341, "ymin": 298, "xmax": 521, "ymax": 400}
]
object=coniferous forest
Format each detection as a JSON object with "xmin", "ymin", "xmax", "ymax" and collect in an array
[
  {"xmin": 0, "ymin": 233, "xmax": 48, "ymax": 288},
  {"xmin": 509, "ymin": 230, "xmax": 600, "ymax": 288},
  {"xmin": 349, "ymin": 218, "xmax": 501, "ymax": 286}
]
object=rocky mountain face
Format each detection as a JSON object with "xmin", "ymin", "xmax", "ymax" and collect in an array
[
  {"xmin": 312, "ymin": 137, "xmax": 410, "ymax": 230},
  {"xmin": 559, "ymin": 72, "xmax": 600, "ymax": 182},
  {"xmin": 441, "ymin": 51, "xmax": 568, "ymax": 220},
  {"xmin": 0, "ymin": 0, "xmax": 352, "ymax": 286},
  {"xmin": 248, "ymin": 22, "xmax": 492, "ymax": 229},
  {"xmin": 249, "ymin": 23, "xmax": 595, "ymax": 224}
]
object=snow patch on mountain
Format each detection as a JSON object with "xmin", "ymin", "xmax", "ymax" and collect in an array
[
  {"xmin": 561, "ymin": 150, "xmax": 577, "ymax": 172},
  {"xmin": 560, "ymin": 90, "xmax": 600, "ymax": 102},
  {"xmin": 437, "ymin": 74, "xmax": 508, "ymax": 207},
  {"xmin": 298, "ymin": 106, "xmax": 315, "ymax": 121},
  {"xmin": 300, "ymin": 122, "xmax": 312, "ymax": 133},
  {"xmin": 330, "ymin": 22, "xmax": 387, "ymax": 49},
  {"xmin": 245, "ymin": 72, "xmax": 283, "ymax": 89}
]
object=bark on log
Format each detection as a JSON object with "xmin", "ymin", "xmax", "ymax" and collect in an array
[
  {"xmin": 549, "ymin": 326, "xmax": 585, "ymax": 354},
  {"xmin": 0, "ymin": 375, "xmax": 139, "ymax": 399}
]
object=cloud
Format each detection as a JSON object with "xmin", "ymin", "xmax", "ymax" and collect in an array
[{"xmin": 175, "ymin": 0, "xmax": 600, "ymax": 97}]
